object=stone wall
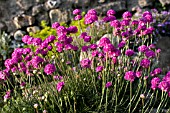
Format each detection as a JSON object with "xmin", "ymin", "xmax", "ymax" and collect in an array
[{"xmin": 0, "ymin": 0, "xmax": 170, "ymax": 37}]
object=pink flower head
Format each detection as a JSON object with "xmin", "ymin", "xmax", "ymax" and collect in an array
[
  {"xmin": 80, "ymin": 32, "xmax": 87, "ymax": 39},
  {"xmin": 140, "ymin": 58, "xmax": 150, "ymax": 68},
  {"xmin": 110, "ymin": 20, "xmax": 121, "ymax": 28},
  {"xmin": 106, "ymin": 82, "xmax": 112, "ymax": 88},
  {"xmin": 125, "ymin": 49, "xmax": 134, "ymax": 56},
  {"xmin": 73, "ymin": 9, "xmax": 81, "ymax": 15},
  {"xmin": 52, "ymin": 22, "xmax": 60, "ymax": 29},
  {"xmin": 82, "ymin": 46, "xmax": 89, "ymax": 52},
  {"xmin": 96, "ymin": 66, "xmax": 104, "ymax": 72},
  {"xmin": 107, "ymin": 9, "xmax": 116, "ymax": 16},
  {"xmin": 84, "ymin": 36, "xmax": 91, "ymax": 42},
  {"xmin": 136, "ymin": 71, "xmax": 142, "ymax": 78},
  {"xmin": 98, "ymin": 37, "xmax": 111, "ymax": 48},
  {"xmin": 103, "ymin": 43, "xmax": 115, "ymax": 53},
  {"xmin": 4, "ymin": 90, "xmax": 11, "ymax": 101},
  {"xmin": 122, "ymin": 11, "xmax": 132, "ymax": 19},
  {"xmin": 67, "ymin": 26, "xmax": 78, "ymax": 34},
  {"xmin": 145, "ymin": 50, "xmax": 155, "ymax": 58},
  {"xmin": 87, "ymin": 9, "xmax": 97, "ymax": 15},
  {"xmin": 90, "ymin": 44, "xmax": 97, "ymax": 50},
  {"xmin": 124, "ymin": 71, "xmax": 135, "ymax": 82},
  {"xmin": 138, "ymin": 45, "xmax": 149, "ymax": 53},
  {"xmin": 80, "ymin": 58, "xmax": 91, "ymax": 68},
  {"xmin": 56, "ymin": 82, "xmax": 65, "ymax": 92},
  {"xmin": 151, "ymin": 77, "xmax": 160, "ymax": 90},
  {"xmin": 44, "ymin": 64, "xmax": 56, "ymax": 75},
  {"xmin": 158, "ymin": 81, "xmax": 169, "ymax": 92},
  {"xmin": 74, "ymin": 15, "xmax": 82, "ymax": 20},
  {"xmin": 153, "ymin": 68, "xmax": 162, "ymax": 75}
]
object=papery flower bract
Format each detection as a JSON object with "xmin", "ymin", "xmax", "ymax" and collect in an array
[
  {"xmin": 140, "ymin": 58, "xmax": 150, "ymax": 68},
  {"xmin": 80, "ymin": 58, "xmax": 91, "ymax": 68},
  {"xmin": 44, "ymin": 64, "xmax": 56, "ymax": 75},
  {"xmin": 125, "ymin": 49, "xmax": 134, "ymax": 56},
  {"xmin": 151, "ymin": 77, "xmax": 160, "ymax": 90},
  {"xmin": 124, "ymin": 71, "xmax": 135, "ymax": 82},
  {"xmin": 96, "ymin": 66, "xmax": 104, "ymax": 72},
  {"xmin": 106, "ymin": 82, "xmax": 112, "ymax": 88},
  {"xmin": 56, "ymin": 81, "xmax": 65, "ymax": 92}
]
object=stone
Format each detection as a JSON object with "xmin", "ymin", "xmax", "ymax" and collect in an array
[
  {"xmin": 0, "ymin": 21, "xmax": 7, "ymax": 31},
  {"xmin": 98, "ymin": 0, "xmax": 106, "ymax": 3},
  {"xmin": 159, "ymin": 0, "xmax": 170, "ymax": 6},
  {"xmin": 5, "ymin": 21, "xmax": 16, "ymax": 33},
  {"xmin": 27, "ymin": 26, "xmax": 40, "ymax": 33},
  {"xmin": 16, "ymin": 0, "xmax": 37, "ymax": 10},
  {"xmin": 32, "ymin": 4, "xmax": 44, "ymax": 16},
  {"xmin": 138, "ymin": 0, "xmax": 153, "ymax": 8},
  {"xmin": 127, "ymin": 0, "xmax": 139, "ymax": 11},
  {"xmin": 14, "ymin": 30, "xmax": 26, "ymax": 41},
  {"xmin": 76, "ymin": 0, "xmax": 91, "ymax": 7},
  {"xmin": 13, "ymin": 15, "xmax": 35, "ymax": 29},
  {"xmin": 45, "ymin": 0, "xmax": 61, "ymax": 11},
  {"xmin": 35, "ymin": 12, "xmax": 49, "ymax": 25},
  {"xmin": 49, "ymin": 9, "xmax": 72, "ymax": 24},
  {"xmin": 94, "ymin": 1, "xmax": 126, "ymax": 15}
]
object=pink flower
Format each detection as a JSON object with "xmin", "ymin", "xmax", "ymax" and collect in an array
[
  {"xmin": 124, "ymin": 71, "xmax": 135, "ymax": 82},
  {"xmin": 73, "ymin": 9, "xmax": 81, "ymax": 15},
  {"xmin": 80, "ymin": 58, "xmax": 91, "ymax": 68},
  {"xmin": 106, "ymin": 82, "xmax": 112, "ymax": 88},
  {"xmin": 96, "ymin": 66, "xmax": 104, "ymax": 72},
  {"xmin": 44, "ymin": 64, "xmax": 56, "ymax": 75},
  {"xmin": 151, "ymin": 77, "xmax": 160, "ymax": 90},
  {"xmin": 56, "ymin": 82, "xmax": 65, "ymax": 92}
]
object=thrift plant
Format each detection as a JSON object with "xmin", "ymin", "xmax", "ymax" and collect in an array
[{"xmin": 0, "ymin": 8, "xmax": 170, "ymax": 113}]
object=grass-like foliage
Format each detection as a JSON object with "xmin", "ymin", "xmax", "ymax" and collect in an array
[{"xmin": 0, "ymin": 9, "xmax": 170, "ymax": 113}]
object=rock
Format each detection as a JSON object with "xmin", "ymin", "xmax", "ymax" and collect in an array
[
  {"xmin": 127, "ymin": 0, "xmax": 139, "ymax": 11},
  {"xmin": 27, "ymin": 26, "xmax": 40, "ymax": 33},
  {"xmin": 156, "ymin": 36, "xmax": 170, "ymax": 68},
  {"xmin": 138, "ymin": 0, "xmax": 153, "ymax": 8},
  {"xmin": 76, "ymin": 0, "xmax": 91, "ymax": 7},
  {"xmin": 32, "ymin": 4, "xmax": 44, "ymax": 16},
  {"xmin": 94, "ymin": 1, "xmax": 126, "ymax": 15},
  {"xmin": 5, "ymin": 21, "xmax": 16, "ymax": 33},
  {"xmin": 16, "ymin": 0, "xmax": 36, "ymax": 10},
  {"xmin": 14, "ymin": 30, "xmax": 26, "ymax": 41},
  {"xmin": 49, "ymin": 9, "xmax": 72, "ymax": 24},
  {"xmin": 45, "ymin": 0, "xmax": 61, "ymax": 11},
  {"xmin": 159, "ymin": 0, "xmax": 170, "ymax": 6},
  {"xmin": 13, "ymin": 15, "xmax": 35, "ymax": 29},
  {"xmin": 0, "ymin": 21, "xmax": 7, "ymax": 31},
  {"xmin": 98, "ymin": 0, "xmax": 106, "ymax": 3},
  {"xmin": 35, "ymin": 12, "xmax": 49, "ymax": 25}
]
